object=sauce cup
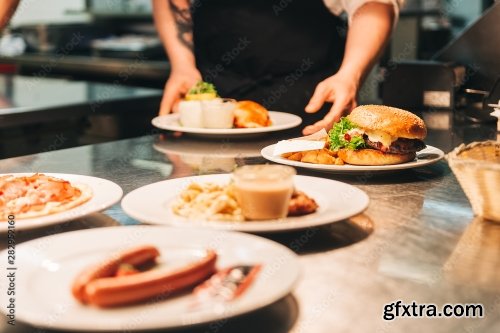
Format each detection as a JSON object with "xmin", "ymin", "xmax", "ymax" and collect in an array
[
  {"xmin": 232, "ymin": 164, "xmax": 296, "ymax": 220},
  {"xmin": 179, "ymin": 100, "xmax": 203, "ymax": 128},
  {"xmin": 202, "ymin": 98, "xmax": 236, "ymax": 129}
]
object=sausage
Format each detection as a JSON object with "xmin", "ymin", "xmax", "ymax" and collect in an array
[
  {"xmin": 72, "ymin": 245, "xmax": 160, "ymax": 303},
  {"xmin": 82, "ymin": 250, "xmax": 217, "ymax": 307}
]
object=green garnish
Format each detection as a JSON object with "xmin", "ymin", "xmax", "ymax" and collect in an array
[
  {"xmin": 187, "ymin": 81, "xmax": 218, "ymax": 96},
  {"xmin": 328, "ymin": 117, "xmax": 366, "ymax": 151}
]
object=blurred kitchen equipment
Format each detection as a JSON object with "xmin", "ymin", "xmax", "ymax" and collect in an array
[
  {"xmin": 90, "ymin": 35, "xmax": 163, "ymax": 58},
  {"xmin": 490, "ymin": 106, "xmax": 500, "ymax": 134},
  {"xmin": 12, "ymin": 23, "xmax": 106, "ymax": 53},
  {"xmin": 418, "ymin": 15, "xmax": 452, "ymax": 60},
  {"xmin": 382, "ymin": 3, "xmax": 500, "ymax": 111},
  {"xmin": 88, "ymin": 0, "xmax": 152, "ymax": 16},
  {"xmin": 462, "ymin": 77, "xmax": 500, "ymax": 123},
  {"xmin": 483, "ymin": 77, "xmax": 500, "ymax": 110},
  {"xmin": 381, "ymin": 61, "xmax": 460, "ymax": 110},
  {"xmin": 0, "ymin": 31, "xmax": 26, "ymax": 56},
  {"xmin": 488, "ymin": 91, "xmax": 500, "ymax": 132},
  {"xmin": 434, "ymin": 2, "xmax": 500, "ymax": 91}
]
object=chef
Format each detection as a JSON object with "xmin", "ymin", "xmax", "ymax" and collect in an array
[
  {"xmin": 0, "ymin": 0, "xmax": 20, "ymax": 31},
  {"xmin": 153, "ymin": 0, "xmax": 403, "ymax": 135}
]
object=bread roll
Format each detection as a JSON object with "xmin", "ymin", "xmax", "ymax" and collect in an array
[{"xmin": 234, "ymin": 101, "xmax": 272, "ymax": 128}]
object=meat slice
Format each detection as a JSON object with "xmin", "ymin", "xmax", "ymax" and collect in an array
[
  {"xmin": 364, "ymin": 136, "xmax": 426, "ymax": 154},
  {"xmin": 288, "ymin": 191, "xmax": 318, "ymax": 216}
]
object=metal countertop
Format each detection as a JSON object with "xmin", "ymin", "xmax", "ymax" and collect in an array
[{"xmin": 0, "ymin": 111, "xmax": 499, "ymax": 333}]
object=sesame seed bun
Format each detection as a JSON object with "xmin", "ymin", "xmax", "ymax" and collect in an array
[{"xmin": 347, "ymin": 105, "xmax": 427, "ymax": 140}]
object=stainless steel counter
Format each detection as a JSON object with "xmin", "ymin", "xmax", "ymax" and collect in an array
[{"xmin": 0, "ymin": 111, "xmax": 499, "ymax": 333}]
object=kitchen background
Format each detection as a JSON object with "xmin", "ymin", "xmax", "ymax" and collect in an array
[
  {"xmin": 4, "ymin": 0, "xmax": 491, "ymax": 86},
  {"xmin": 0, "ymin": 0, "xmax": 497, "ymax": 159}
]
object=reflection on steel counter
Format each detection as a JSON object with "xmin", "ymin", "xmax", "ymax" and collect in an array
[
  {"xmin": 0, "ymin": 108, "xmax": 499, "ymax": 332},
  {"xmin": 0, "ymin": 74, "xmax": 161, "ymax": 159}
]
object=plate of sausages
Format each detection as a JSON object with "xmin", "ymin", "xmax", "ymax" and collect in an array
[{"xmin": 0, "ymin": 226, "xmax": 299, "ymax": 331}]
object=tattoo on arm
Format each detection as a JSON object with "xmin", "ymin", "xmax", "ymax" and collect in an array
[{"xmin": 169, "ymin": 0, "xmax": 194, "ymax": 51}]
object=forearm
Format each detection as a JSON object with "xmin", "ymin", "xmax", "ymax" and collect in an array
[
  {"xmin": 152, "ymin": 0, "xmax": 196, "ymax": 70},
  {"xmin": 337, "ymin": 2, "xmax": 395, "ymax": 84},
  {"xmin": 0, "ymin": 0, "xmax": 20, "ymax": 32}
]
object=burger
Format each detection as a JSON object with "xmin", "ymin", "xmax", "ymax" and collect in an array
[{"xmin": 329, "ymin": 105, "xmax": 427, "ymax": 165}]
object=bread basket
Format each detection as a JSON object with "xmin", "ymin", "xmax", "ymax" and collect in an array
[{"xmin": 447, "ymin": 141, "xmax": 500, "ymax": 222}]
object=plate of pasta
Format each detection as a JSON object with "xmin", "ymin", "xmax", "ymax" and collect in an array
[{"xmin": 121, "ymin": 174, "xmax": 369, "ymax": 233}]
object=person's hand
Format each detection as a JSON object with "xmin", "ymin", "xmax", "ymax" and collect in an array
[
  {"xmin": 159, "ymin": 66, "xmax": 202, "ymax": 115},
  {"xmin": 302, "ymin": 71, "xmax": 359, "ymax": 135}
]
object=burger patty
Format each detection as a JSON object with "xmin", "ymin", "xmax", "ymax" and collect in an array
[{"xmin": 364, "ymin": 136, "xmax": 426, "ymax": 154}]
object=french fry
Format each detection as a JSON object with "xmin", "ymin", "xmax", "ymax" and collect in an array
[
  {"xmin": 316, "ymin": 150, "xmax": 336, "ymax": 164},
  {"xmin": 288, "ymin": 152, "xmax": 303, "ymax": 161},
  {"xmin": 282, "ymin": 147, "xmax": 341, "ymax": 165},
  {"xmin": 325, "ymin": 148, "xmax": 338, "ymax": 157},
  {"xmin": 300, "ymin": 150, "xmax": 319, "ymax": 164}
]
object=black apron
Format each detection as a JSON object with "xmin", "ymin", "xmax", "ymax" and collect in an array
[{"xmin": 192, "ymin": 0, "xmax": 346, "ymax": 126}]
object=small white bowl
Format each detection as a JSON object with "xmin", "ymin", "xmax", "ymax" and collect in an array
[
  {"xmin": 202, "ymin": 98, "xmax": 236, "ymax": 129},
  {"xmin": 178, "ymin": 100, "xmax": 203, "ymax": 128}
]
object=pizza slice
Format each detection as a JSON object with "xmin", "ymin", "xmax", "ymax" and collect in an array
[{"xmin": 0, "ymin": 173, "xmax": 92, "ymax": 220}]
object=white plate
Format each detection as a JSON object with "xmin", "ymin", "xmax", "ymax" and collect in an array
[
  {"xmin": 0, "ymin": 173, "xmax": 123, "ymax": 232},
  {"xmin": 121, "ymin": 174, "xmax": 369, "ymax": 232},
  {"xmin": 261, "ymin": 145, "xmax": 445, "ymax": 173},
  {"xmin": 152, "ymin": 111, "xmax": 302, "ymax": 137},
  {"xmin": 0, "ymin": 226, "xmax": 300, "ymax": 331}
]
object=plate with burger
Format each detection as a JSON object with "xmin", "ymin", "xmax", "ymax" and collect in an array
[
  {"xmin": 152, "ymin": 81, "xmax": 302, "ymax": 138},
  {"xmin": 261, "ymin": 105, "xmax": 444, "ymax": 173}
]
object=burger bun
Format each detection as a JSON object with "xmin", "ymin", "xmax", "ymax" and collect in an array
[
  {"xmin": 338, "ymin": 148, "xmax": 416, "ymax": 166},
  {"xmin": 347, "ymin": 105, "xmax": 427, "ymax": 140}
]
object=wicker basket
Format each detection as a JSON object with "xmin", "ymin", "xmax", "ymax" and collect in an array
[{"xmin": 447, "ymin": 141, "xmax": 500, "ymax": 222}]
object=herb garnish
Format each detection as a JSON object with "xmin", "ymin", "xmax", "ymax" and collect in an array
[{"xmin": 328, "ymin": 117, "xmax": 366, "ymax": 150}]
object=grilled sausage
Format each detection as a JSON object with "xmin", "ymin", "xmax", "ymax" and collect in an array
[
  {"xmin": 83, "ymin": 250, "xmax": 217, "ymax": 307},
  {"xmin": 72, "ymin": 245, "xmax": 160, "ymax": 303}
]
